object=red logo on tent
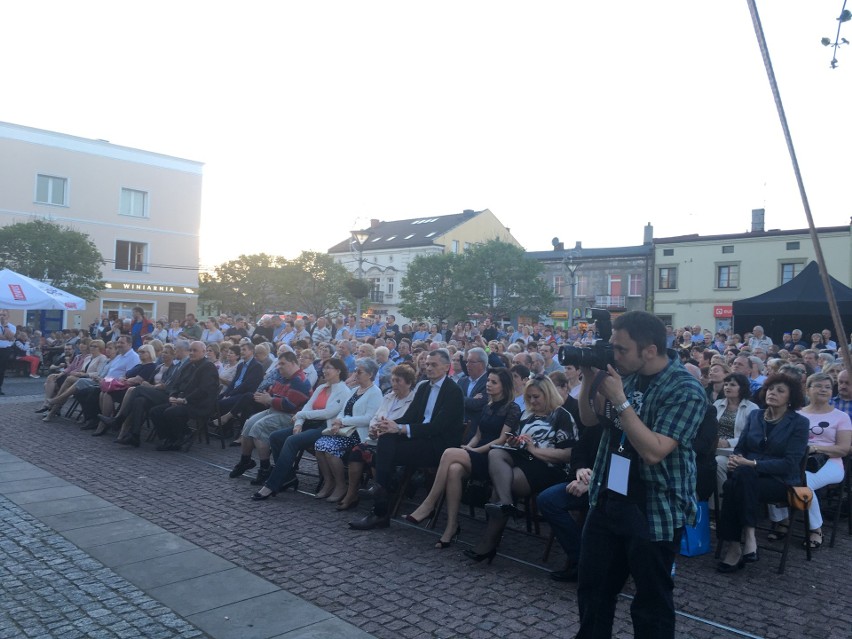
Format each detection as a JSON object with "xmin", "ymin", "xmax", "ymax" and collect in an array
[
  {"xmin": 64, "ymin": 302, "xmax": 78, "ymax": 309},
  {"xmin": 8, "ymin": 284, "xmax": 26, "ymax": 301}
]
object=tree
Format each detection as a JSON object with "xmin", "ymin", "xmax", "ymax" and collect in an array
[
  {"xmin": 279, "ymin": 251, "xmax": 353, "ymax": 317},
  {"xmin": 0, "ymin": 219, "xmax": 104, "ymax": 300},
  {"xmin": 399, "ymin": 252, "xmax": 466, "ymax": 322},
  {"xmin": 199, "ymin": 253, "xmax": 287, "ymax": 317},
  {"xmin": 457, "ymin": 240, "xmax": 556, "ymax": 320}
]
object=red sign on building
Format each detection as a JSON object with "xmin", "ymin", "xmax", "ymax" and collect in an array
[{"xmin": 714, "ymin": 305, "xmax": 733, "ymax": 318}]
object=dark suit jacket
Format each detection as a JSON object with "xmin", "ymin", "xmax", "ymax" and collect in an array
[
  {"xmin": 458, "ymin": 373, "xmax": 488, "ymax": 442},
  {"xmin": 734, "ymin": 408, "xmax": 809, "ymax": 485},
  {"xmin": 223, "ymin": 358, "xmax": 263, "ymax": 397},
  {"xmin": 397, "ymin": 375, "xmax": 465, "ymax": 456},
  {"xmin": 170, "ymin": 359, "xmax": 220, "ymax": 419}
]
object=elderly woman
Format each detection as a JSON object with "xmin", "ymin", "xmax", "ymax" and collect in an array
[
  {"xmin": 767, "ymin": 373, "xmax": 852, "ymax": 549},
  {"xmin": 335, "ymin": 365, "xmax": 417, "ymax": 510},
  {"xmin": 218, "ymin": 344, "xmax": 240, "ymax": 390},
  {"xmin": 313, "ymin": 358, "xmax": 383, "ymax": 502},
  {"xmin": 92, "ymin": 344, "xmax": 157, "ymax": 436},
  {"xmin": 42, "ymin": 341, "xmax": 112, "ymax": 421},
  {"xmin": 298, "ymin": 348, "xmax": 318, "ymax": 387},
  {"xmin": 713, "ymin": 373, "xmax": 759, "ymax": 501},
  {"xmin": 465, "ymin": 375, "xmax": 576, "ymax": 563},
  {"xmin": 403, "ymin": 367, "xmax": 520, "ymax": 548},
  {"xmin": 716, "ymin": 374, "xmax": 808, "ymax": 572}
]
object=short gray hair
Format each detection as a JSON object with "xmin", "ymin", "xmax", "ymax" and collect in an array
[
  {"xmin": 354, "ymin": 357, "xmax": 379, "ymax": 380},
  {"xmin": 466, "ymin": 347, "xmax": 487, "ymax": 364},
  {"xmin": 430, "ymin": 348, "xmax": 451, "ymax": 365}
]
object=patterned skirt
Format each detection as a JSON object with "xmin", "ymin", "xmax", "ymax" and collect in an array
[{"xmin": 314, "ymin": 432, "xmax": 361, "ymax": 458}]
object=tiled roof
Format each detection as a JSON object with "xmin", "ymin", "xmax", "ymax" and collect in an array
[
  {"xmin": 328, "ymin": 210, "xmax": 483, "ymax": 253},
  {"xmin": 527, "ymin": 245, "xmax": 653, "ymax": 262}
]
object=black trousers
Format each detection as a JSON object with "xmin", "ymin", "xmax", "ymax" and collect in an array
[
  {"xmin": 75, "ymin": 386, "xmax": 102, "ymax": 421},
  {"xmin": 373, "ymin": 434, "xmax": 442, "ymax": 516},
  {"xmin": 149, "ymin": 403, "xmax": 190, "ymax": 442},
  {"xmin": 0, "ymin": 346, "xmax": 13, "ymax": 391},
  {"xmin": 718, "ymin": 465, "xmax": 788, "ymax": 542},
  {"xmin": 118, "ymin": 386, "xmax": 169, "ymax": 435}
]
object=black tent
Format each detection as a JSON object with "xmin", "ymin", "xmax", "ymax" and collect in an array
[{"xmin": 732, "ymin": 261, "xmax": 852, "ymax": 344}]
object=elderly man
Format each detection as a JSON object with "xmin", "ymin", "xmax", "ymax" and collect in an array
[
  {"xmin": 789, "ymin": 328, "xmax": 809, "ymax": 349},
  {"xmin": 150, "ymin": 341, "xmax": 219, "ymax": 451},
  {"xmin": 350, "ymin": 349, "xmax": 464, "ymax": 530},
  {"xmin": 831, "ymin": 369, "xmax": 852, "ymax": 419},
  {"xmin": 821, "ymin": 329, "xmax": 838, "ymax": 351},
  {"xmin": 747, "ymin": 325, "xmax": 773, "ymax": 350},
  {"xmin": 312, "ymin": 317, "xmax": 331, "ymax": 344}
]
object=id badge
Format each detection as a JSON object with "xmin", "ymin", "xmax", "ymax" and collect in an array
[{"xmin": 607, "ymin": 452, "xmax": 631, "ymax": 496}]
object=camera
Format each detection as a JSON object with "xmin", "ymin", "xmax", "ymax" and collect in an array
[{"xmin": 558, "ymin": 308, "xmax": 614, "ymax": 369}]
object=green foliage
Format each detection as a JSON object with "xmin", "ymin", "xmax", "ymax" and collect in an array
[
  {"xmin": 399, "ymin": 240, "xmax": 555, "ymax": 323},
  {"xmin": 345, "ymin": 278, "xmax": 371, "ymax": 301},
  {"xmin": 200, "ymin": 251, "xmax": 352, "ymax": 317},
  {"xmin": 0, "ymin": 219, "xmax": 104, "ymax": 300}
]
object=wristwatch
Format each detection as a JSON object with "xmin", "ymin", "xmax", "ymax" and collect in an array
[{"xmin": 614, "ymin": 400, "xmax": 631, "ymax": 415}]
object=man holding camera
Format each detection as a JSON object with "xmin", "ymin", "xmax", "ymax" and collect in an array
[{"xmin": 574, "ymin": 311, "xmax": 705, "ymax": 639}]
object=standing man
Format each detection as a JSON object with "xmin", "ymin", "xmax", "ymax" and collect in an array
[
  {"xmin": 130, "ymin": 306, "xmax": 153, "ymax": 350},
  {"xmin": 575, "ymin": 311, "xmax": 705, "ymax": 639},
  {"xmin": 0, "ymin": 309, "xmax": 16, "ymax": 396}
]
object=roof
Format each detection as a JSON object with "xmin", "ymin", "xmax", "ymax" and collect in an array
[
  {"xmin": 526, "ymin": 245, "xmax": 653, "ymax": 262},
  {"xmin": 327, "ymin": 209, "xmax": 485, "ymax": 253},
  {"xmin": 655, "ymin": 225, "xmax": 849, "ymax": 245}
]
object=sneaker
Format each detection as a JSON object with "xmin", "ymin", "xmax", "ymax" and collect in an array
[
  {"xmin": 229, "ymin": 458, "xmax": 257, "ymax": 478},
  {"xmin": 29, "ymin": 374, "xmax": 40, "ymax": 379}
]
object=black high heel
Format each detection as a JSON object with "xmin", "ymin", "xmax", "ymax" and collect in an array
[
  {"xmin": 251, "ymin": 490, "xmax": 277, "ymax": 501},
  {"xmin": 463, "ymin": 547, "xmax": 497, "ymax": 564},
  {"xmin": 403, "ymin": 510, "xmax": 434, "ymax": 526},
  {"xmin": 435, "ymin": 526, "xmax": 461, "ymax": 549}
]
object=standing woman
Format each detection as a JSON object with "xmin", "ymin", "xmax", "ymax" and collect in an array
[
  {"xmin": 716, "ymin": 374, "xmax": 808, "ymax": 572},
  {"xmin": 403, "ymin": 367, "xmax": 521, "ymax": 548},
  {"xmin": 313, "ymin": 358, "xmax": 382, "ymax": 503}
]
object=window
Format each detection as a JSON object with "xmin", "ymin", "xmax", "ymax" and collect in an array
[
  {"xmin": 663, "ymin": 248, "xmax": 674, "ymax": 257},
  {"xmin": 608, "ymin": 275, "xmax": 622, "ymax": 296},
  {"xmin": 553, "ymin": 275, "xmax": 564, "ymax": 296},
  {"xmin": 464, "ymin": 242, "xmax": 472, "ymax": 250},
  {"xmin": 386, "ymin": 277, "xmax": 394, "ymax": 296},
  {"xmin": 722, "ymin": 245, "xmax": 734, "ymax": 254},
  {"xmin": 575, "ymin": 274, "xmax": 589, "ymax": 297},
  {"xmin": 115, "ymin": 240, "xmax": 146, "ymax": 272},
  {"xmin": 716, "ymin": 264, "xmax": 740, "ymax": 289},
  {"xmin": 781, "ymin": 262, "xmax": 804, "ymax": 284},
  {"xmin": 36, "ymin": 174, "xmax": 67, "ymax": 205},
  {"xmin": 658, "ymin": 267, "xmax": 677, "ymax": 290},
  {"xmin": 628, "ymin": 273, "xmax": 643, "ymax": 297},
  {"xmin": 369, "ymin": 277, "xmax": 381, "ymax": 292},
  {"xmin": 451, "ymin": 240, "xmax": 459, "ymax": 254},
  {"xmin": 120, "ymin": 188, "xmax": 148, "ymax": 217},
  {"xmin": 786, "ymin": 241, "xmax": 800, "ymax": 251}
]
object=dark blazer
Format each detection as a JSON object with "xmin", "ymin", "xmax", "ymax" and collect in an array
[
  {"xmin": 397, "ymin": 375, "xmax": 465, "ymax": 456},
  {"xmin": 223, "ymin": 358, "xmax": 263, "ymax": 397},
  {"xmin": 170, "ymin": 359, "xmax": 220, "ymax": 419},
  {"xmin": 458, "ymin": 373, "xmax": 488, "ymax": 442},
  {"xmin": 734, "ymin": 408, "xmax": 809, "ymax": 486}
]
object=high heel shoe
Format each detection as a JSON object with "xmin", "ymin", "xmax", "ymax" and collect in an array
[
  {"xmin": 251, "ymin": 489, "xmax": 277, "ymax": 501},
  {"xmin": 402, "ymin": 510, "xmax": 434, "ymax": 526},
  {"xmin": 435, "ymin": 526, "xmax": 461, "ymax": 549},
  {"xmin": 463, "ymin": 548, "xmax": 497, "ymax": 564}
]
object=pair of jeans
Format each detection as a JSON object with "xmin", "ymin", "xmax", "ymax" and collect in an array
[
  {"xmin": 575, "ymin": 498, "xmax": 681, "ymax": 639},
  {"xmin": 536, "ymin": 482, "xmax": 589, "ymax": 564},
  {"xmin": 264, "ymin": 426, "xmax": 324, "ymax": 491}
]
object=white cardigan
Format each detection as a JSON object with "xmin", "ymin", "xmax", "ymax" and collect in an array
[
  {"xmin": 713, "ymin": 398, "xmax": 759, "ymax": 448},
  {"xmin": 332, "ymin": 384, "xmax": 383, "ymax": 439},
  {"xmin": 294, "ymin": 382, "xmax": 351, "ymax": 428}
]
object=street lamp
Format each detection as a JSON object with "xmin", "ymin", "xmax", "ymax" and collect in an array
[
  {"xmin": 351, "ymin": 229, "xmax": 371, "ymax": 318},
  {"xmin": 562, "ymin": 253, "xmax": 582, "ymax": 330}
]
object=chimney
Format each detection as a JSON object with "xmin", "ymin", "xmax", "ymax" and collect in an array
[
  {"xmin": 574, "ymin": 241, "xmax": 582, "ymax": 250},
  {"xmin": 551, "ymin": 237, "xmax": 564, "ymax": 251},
  {"xmin": 643, "ymin": 222, "xmax": 653, "ymax": 245},
  {"xmin": 751, "ymin": 208, "xmax": 765, "ymax": 232},
  {"xmin": 370, "ymin": 218, "xmax": 380, "ymax": 229}
]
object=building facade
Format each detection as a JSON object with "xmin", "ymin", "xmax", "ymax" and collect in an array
[
  {"xmin": 328, "ymin": 209, "xmax": 521, "ymax": 325},
  {"xmin": 0, "ymin": 122, "xmax": 203, "ymax": 331},
  {"xmin": 653, "ymin": 218, "xmax": 852, "ymax": 333},
  {"xmin": 526, "ymin": 226, "xmax": 654, "ymax": 327}
]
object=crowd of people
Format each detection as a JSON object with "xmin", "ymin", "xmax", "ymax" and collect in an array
[{"xmin": 8, "ymin": 303, "xmax": 852, "ymax": 639}]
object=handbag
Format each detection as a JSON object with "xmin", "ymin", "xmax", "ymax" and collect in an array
[
  {"xmin": 320, "ymin": 424, "xmax": 358, "ymax": 438},
  {"xmin": 680, "ymin": 501, "xmax": 711, "ymax": 557},
  {"xmin": 99, "ymin": 377, "xmax": 128, "ymax": 393},
  {"xmin": 787, "ymin": 485, "xmax": 814, "ymax": 510},
  {"xmin": 806, "ymin": 453, "xmax": 830, "ymax": 473}
]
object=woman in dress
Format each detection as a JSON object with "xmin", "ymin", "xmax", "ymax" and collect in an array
[
  {"xmin": 313, "ymin": 358, "xmax": 383, "ymax": 502},
  {"xmin": 403, "ymin": 368, "xmax": 521, "ymax": 548},
  {"xmin": 716, "ymin": 374, "xmax": 808, "ymax": 572},
  {"xmin": 767, "ymin": 373, "xmax": 851, "ymax": 548},
  {"xmin": 713, "ymin": 373, "xmax": 759, "ymax": 500},
  {"xmin": 335, "ymin": 365, "xmax": 417, "ymax": 510},
  {"xmin": 92, "ymin": 344, "xmax": 158, "ymax": 436},
  {"xmin": 464, "ymin": 375, "xmax": 577, "ymax": 563}
]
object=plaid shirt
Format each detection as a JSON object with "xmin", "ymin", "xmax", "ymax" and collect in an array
[
  {"xmin": 830, "ymin": 396, "xmax": 852, "ymax": 421},
  {"xmin": 588, "ymin": 353, "xmax": 707, "ymax": 542}
]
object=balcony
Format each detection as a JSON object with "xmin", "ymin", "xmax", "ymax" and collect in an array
[
  {"xmin": 595, "ymin": 295, "xmax": 625, "ymax": 308},
  {"xmin": 369, "ymin": 290, "xmax": 384, "ymax": 303}
]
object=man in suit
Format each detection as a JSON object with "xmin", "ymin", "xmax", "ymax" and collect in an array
[
  {"xmin": 150, "ymin": 341, "xmax": 220, "ymax": 451},
  {"xmin": 457, "ymin": 347, "xmax": 489, "ymax": 443},
  {"xmin": 350, "ymin": 348, "xmax": 464, "ymax": 530},
  {"xmin": 218, "ymin": 342, "xmax": 264, "ymax": 415}
]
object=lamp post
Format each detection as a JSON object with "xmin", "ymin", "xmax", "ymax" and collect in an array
[
  {"xmin": 351, "ymin": 229, "xmax": 370, "ymax": 318},
  {"xmin": 562, "ymin": 253, "xmax": 581, "ymax": 330}
]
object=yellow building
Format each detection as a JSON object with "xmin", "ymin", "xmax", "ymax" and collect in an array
[{"xmin": 0, "ymin": 121, "xmax": 202, "ymax": 332}]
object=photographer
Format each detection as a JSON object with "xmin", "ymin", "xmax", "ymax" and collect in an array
[{"xmin": 572, "ymin": 311, "xmax": 706, "ymax": 639}]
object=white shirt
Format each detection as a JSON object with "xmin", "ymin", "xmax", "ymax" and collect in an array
[{"xmin": 0, "ymin": 322, "xmax": 16, "ymax": 348}]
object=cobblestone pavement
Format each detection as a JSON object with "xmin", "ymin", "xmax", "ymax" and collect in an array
[
  {"xmin": 0, "ymin": 493, "xmax": 206, "ymax": 639},
  {"xmin": 3, "ymin": 375, "xmax": 852, "ymax": 638}
]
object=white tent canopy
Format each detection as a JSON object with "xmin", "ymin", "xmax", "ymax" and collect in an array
[{"xmin": 0, "ymin": 269, "xmax": 87, "ymax": 311}]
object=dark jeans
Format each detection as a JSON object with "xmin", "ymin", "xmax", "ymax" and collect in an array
[
  {"xmin": 0, "ymin": 346, "xmax": 11, "ymax": 390},
  {"xmin": 264, "ymin": 426, "xmax": 324, "ymax": 491},
  {"xmin": 576, "ymin": 497, "xmax": 682, "ymax": 639},
  {"xmin": 537, "ymin": 482, "xmax": 589, "ymax": 563},
  {"xmin": 718, "ymin": 465, "xmax": 788, "ymax": 542},
  {"xmin": 149, "ymin": 403, "xmax": 190, "ymax": 442}
]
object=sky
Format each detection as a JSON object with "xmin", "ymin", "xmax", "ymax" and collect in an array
[{"xmin": 3, "ymin": 1, "xmax": 851, "ymax": 272}]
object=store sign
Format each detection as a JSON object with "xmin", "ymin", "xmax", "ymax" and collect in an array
[
  {"xmin": 8, "ymin": 284, "xmax": 26, "ymax": 301},
  {"xmin": 714, "ymin": 305, "xmax": 733, "ymax": 318},
  {"xmin": 103, "ymin": 281, "xmax": 195, "ymax": 295}
]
